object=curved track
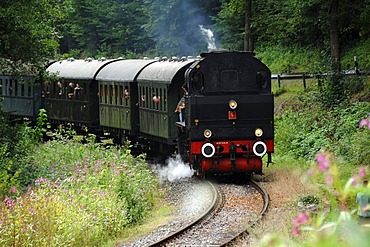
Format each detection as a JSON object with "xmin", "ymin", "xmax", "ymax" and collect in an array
[
  {"xmin": 148, "ymin": 178, "xmax": 269, "ymax": 246},
  {"xmin": 148, "ymin": 180, "xmax": 221, "ymax": 246}
]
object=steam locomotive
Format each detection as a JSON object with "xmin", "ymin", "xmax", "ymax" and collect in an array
[{"xmin": 0, "ymin": 50, "xmax": 274, "ymax": 176}]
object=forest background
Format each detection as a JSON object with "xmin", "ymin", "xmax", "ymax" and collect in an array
[
  {"xmin": 1, "ymin": 1, "xmax": 370, "ymax": 245},
  {"xmin": 0, "ymin": 0, "xmax": 369, "ymax": 74}
]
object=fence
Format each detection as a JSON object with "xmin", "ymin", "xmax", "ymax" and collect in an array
[{"xmin": 271, "ymin": 68, "xmax": 369, "ymax": 89}]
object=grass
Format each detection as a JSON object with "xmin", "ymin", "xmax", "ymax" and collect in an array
[{"xmin": 108, "ymin": 200, "xmax": 177, "ymax": 246}]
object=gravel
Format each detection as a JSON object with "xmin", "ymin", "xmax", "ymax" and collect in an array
[{"xmin": 120, "ymin": 178, "xmax": 215, "ymax": 247}]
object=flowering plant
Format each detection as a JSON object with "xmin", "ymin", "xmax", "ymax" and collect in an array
[{"xmin": 261, "ymin": 115, "xmax": 370, "ymax": 246}]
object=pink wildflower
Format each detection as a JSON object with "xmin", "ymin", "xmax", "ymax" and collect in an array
[
  {"xmin": 351, "ymin": 176, "xmax": 358, "ymax": 186},
  {"xmin": 291, "ymin": 212, "xmax": 309, "ymax": 237},
  {"xmin": 359, "ymin": 168, "xmax": 366, "ymax": 178},
  {"xmin": 326, "ymin": 175, "xmax": 333, "ymax": 185},
  {"xmin": 9, "ymin": 187, "xmax": 17, "ymax": 193},
  {"xmin": 316, "ymin": 153, "xmax": 330, "ymax": 172},
  {"xmin": 307, "ymin": 169, "xmax": 314, "ymax": 176},
  {"xmin": 35, "ymin": 177, "xmax": 47, "ymax": 185},
  {"xmin": 359, "ymin": 119, "xmax": 368, "ymax": 128},
  {"xmin": 293, "ymin": 216, "xmax": 301, "ymax": 226},
  {"xmin": 299, "ymin": 212, "xmax": 309, "ymax": 224},
  {"xmin": 291, "ymin": 226, "xmax": 300, "ymax": 236},
  {"xmin": 29, "ymin": 207, "xmax": 36, "ymax": 215},
  {"xmin": 318, "ymin": 163, "xmax": 328, "ymax": 172},
  {"xmin": 4, "ymin": 196, "xmax": 15, "ymax": 210}
]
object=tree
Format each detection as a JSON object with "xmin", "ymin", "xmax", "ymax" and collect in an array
[
  {"xmin": 60, "ymin": 0, "xmax": 155, "ymax": 58},
  {"xmin": 0, "ymin": 0, "xmax": 72, "ymax": 74},
  {"xmin": 244, "ymin": 0, "xmax": 253, "ymax": 51}
]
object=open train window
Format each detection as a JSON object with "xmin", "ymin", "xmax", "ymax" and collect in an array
[
  {"xmin": 113, "ymin": 85, "xmax": 118, "ymax": 105},
  {"xmin": 221, "ymin": 70, "xmax": 238, "ymax": 90},
  {"xmin": 99, "ymin": 85, "xmax": 103, "ymax": 103},
  {"xmin": 256, "ymin": 70, "xmax": 268, "ymax": 89},
  {"xmin": 191, "ymin": 71, "xmax": 204, "ymax": 92},
  {"xmin": 9, "ymin": 80, "xmax": 13, "ymax": 95}
]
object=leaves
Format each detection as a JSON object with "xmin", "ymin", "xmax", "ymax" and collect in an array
[{"xmin": 0, "ymin": 0, "xmax": 72, "ymax": 74}]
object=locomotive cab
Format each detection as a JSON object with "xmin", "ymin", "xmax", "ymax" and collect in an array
[{"xmin": 183, "ymin": 51, "xmax": 274, "ymax": 176}]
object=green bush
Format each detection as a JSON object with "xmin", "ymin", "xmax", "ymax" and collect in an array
[
  {"xmin": 0, "ymin": 110, "xmax": 45, "ymax": 198},
  {"xmin": 255, "ymin": 45, "xmax": 328, "ymax": 73},
  {"xmin": 341, "ymin": 39, "xmax": 370, "ymax": 69},
  {"xmin": 0, "ymin": 137, "xmax": 160, "ymax": 246},
  {"xmin": 275, "ymin": 101, "xmax": 370, "ymax": 165}
]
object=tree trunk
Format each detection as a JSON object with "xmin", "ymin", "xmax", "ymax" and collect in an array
[
  {"xmin": 244, "ymin": 0, "xmax": 253, "ymax": 51},
  {"xmin": 329, "ymin": 0, "xmax": 340, "ymax": 72}
]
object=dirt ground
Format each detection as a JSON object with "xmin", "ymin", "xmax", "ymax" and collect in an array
[{"xmin": 231, "ymin": 167, "xmax": 323, "ymax": 246}]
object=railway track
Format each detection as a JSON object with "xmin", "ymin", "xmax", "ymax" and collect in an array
[{"xmin": 147, "ymin": 177, "xmax": 269, "ymax": 246}]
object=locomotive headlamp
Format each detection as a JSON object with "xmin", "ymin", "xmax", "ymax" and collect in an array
[
  {"xmin": 255, "ymin": 128, "xmax": 263, "ymax": 137},
  {"xmin": 229, "ymin": 100, "xmax": 238, "ymax": 109},
  {"xmin": 204, "ymin": 129, "xmax": 212, "ymax": 138}
]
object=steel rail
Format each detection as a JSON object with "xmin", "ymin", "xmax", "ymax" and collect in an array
[
  {"xmin": 218, "ymin": 179, "xmax": 270, "ymax": 246},
  {"xmin": 148, "ymin": 180, "xmax": 221, "ymax": 247}
]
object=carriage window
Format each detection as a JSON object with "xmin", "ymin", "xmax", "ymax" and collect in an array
[
  {"xmin": 73, "ymin": 82, "xmax": 82, "ymax": 100},
  {"xmin": 145, "ymin": 87, "xmax": 149, "ymax": 108},
  {"xmin": 0, "ymin": 79, "xmax": 2, "ymax": 96},
  {"xmin": 124, "ymin": 86, "xmax": 129, "ymax": 106},
  {"xmin": 28, "ymin": 84, "xmax": 32, "ymax": 97},
  {"xmin": 140, "ymin": 86, "xmax": 147, "ymax": 108},
  {"xmin": 118, "ymin": 85, "xmax": 123, "ymax": 105},
  {"xmin": 21, "ymin": 84, "xmax": 25, "ymax": 97},
  {"xmin": 9, "ymin": 80, "xmax": 13, "ymax": 95},
  {"xmin": 139, "ymin": 86, "xmax": 143, "ymax": 107},
  {"xmin": 14, "ymin": 80, "xmax": 18, "ymax": 96},
  {"xmin": 221, "ymin": 70, "xmax": 238, "ymax": 90},
  {"xmin": 191, "ymin": 71, "xmax": 204, "ymax": 92},
  {"xmin": 104, "ymin": 85, "xmax": 108, "ymax": 104},
  {"xmin": 154, "ymin": 88, "xmax": 159, "ymax": 110},
  {"xmin": 159, "ymin": 88, "xmax": 163, "ymax": 111},
  {"xmin": 163, "ymin": 88, "xmax": 167, "ymax": 111},
  {"xmin": 81, "ymin": 82, "xmax": 86, "ymax": 101},
  {"xmin": 56, "ymin": 81, "xmax": 63, "ymax": 98},
  {"xmin": 113, "ymin": 85, "xmax": 118, "ymax": 104},
  {"xmin": 99, "ymin": 85, "xmax": 103, "ymax": 103},
  {"xmin": 256, "ymin": 70, "xmax": 268, "ymax": 89},
  {"xmin": 109, "ymin": 85, "xmax": 113, "ymax": 104}
]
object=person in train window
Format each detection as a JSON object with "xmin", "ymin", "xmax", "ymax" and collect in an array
[
  {"xmin": 67, "ymin": 82, "xmax": 75, "ymax": 98},
  {"xmin": 74, "ymin": 83, "xmax": 82, "ymax": 99},
  {"xmin": 124, "ymin": 88, "xmax": 130, "ymax": 99},
  {"xmin": 175, "ymin": 96, "xmax": 185, "ymax": 127},
  {"xmin": 57, "ymin": 81, "xmax": 63, "ymax": 97}
]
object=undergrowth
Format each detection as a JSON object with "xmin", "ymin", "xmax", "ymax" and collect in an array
[{"xmin": 0, "ymin": 114, "xmax": 160, "ymax": 246}]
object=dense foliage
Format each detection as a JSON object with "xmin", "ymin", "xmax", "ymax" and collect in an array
[
  {"xmin": 0, "ymin": 118, "xmax": 159, "ymax": 245},
  {"xmin": 2, "ymin": 0, "xmax": 368, "ymax": 70},
  {"xmin": 0, "ymin": 0, "xmax": 72, "ymax": 74}
]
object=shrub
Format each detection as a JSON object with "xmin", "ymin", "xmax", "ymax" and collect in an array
[
  {"xmin": 0, "ymin": 109, "xmax": 47, "ymax": 198},
  {"xmin": 255, "ymin": 45, "xmax": 328, "ymax": 73},
  {"xmin": 0, "ymin": 136, "xmax": 160, "ymax": 246}
]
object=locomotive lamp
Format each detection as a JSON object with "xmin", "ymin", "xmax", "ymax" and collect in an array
[
  {"xmin": 204, "ymin": 129, "xmax": 212, "ymax": 138},
  {"xmin": 229, "ymin": 99, "xmax": 237, "ymax": 109},
  {"xmin": 255, "ymin": 128, "xmax": 263, "ymax": 137}
]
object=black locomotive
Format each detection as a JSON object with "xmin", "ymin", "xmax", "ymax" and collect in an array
[{"xmin": 0, "ymin": 50, "xmax": 274, "ymax": 176}]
